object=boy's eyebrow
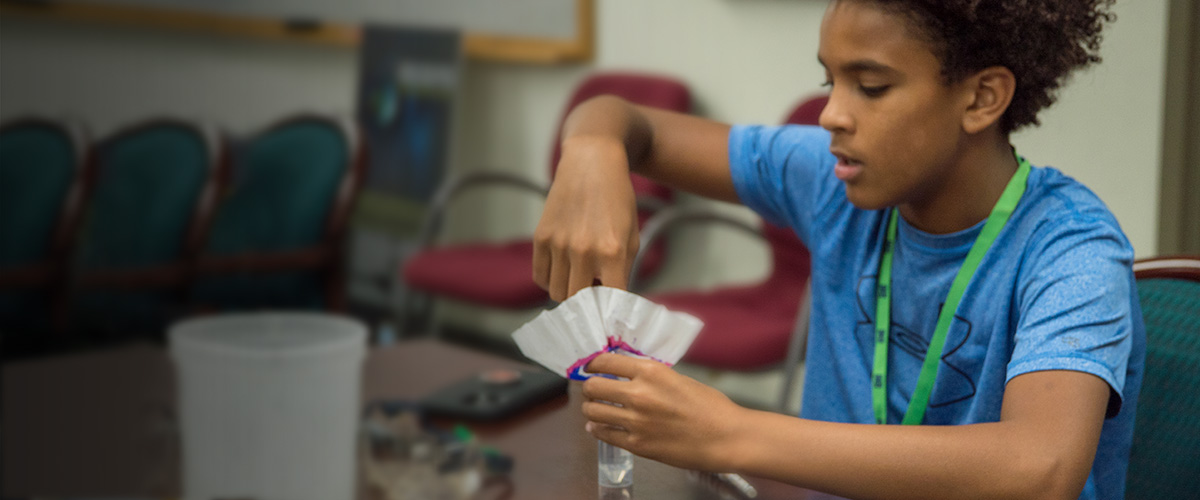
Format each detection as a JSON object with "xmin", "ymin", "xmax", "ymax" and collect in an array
[{"xmin": 818, "ymin": 56, "xmax": 898, "ymax": 75}]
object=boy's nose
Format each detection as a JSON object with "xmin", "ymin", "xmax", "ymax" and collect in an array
[{"xmin": 819, "ymin": 95, "xmax": 853, "ymax": 133}]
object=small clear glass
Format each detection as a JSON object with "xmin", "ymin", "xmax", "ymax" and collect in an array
[
  {"xmin": 596, "ymin": 376, "xmax": 633, "ymax": 488},
  {"xmin": 599, "ymin": 482, "xmax": 634, "ymax": 500},
  {"xmin": 598, "ymin": 440, "xmax": 634, "ymax": 487}
]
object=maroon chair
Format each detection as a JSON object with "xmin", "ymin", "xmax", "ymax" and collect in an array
[
  {"xmin": 630, "ymin": 94, "xmax": 827, "ymax": 412},
  {"xmin": 783, "ymin": 94, "xmax": 828, "ymax": 128},
  {"xmin": 399, "ymin": 72, "xmax": 692, "ymax": 334}
]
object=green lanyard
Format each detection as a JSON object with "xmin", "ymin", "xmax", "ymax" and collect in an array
[{"xmin": 872, "ymin": 154, "xmax": 1031, "ymax": 425}]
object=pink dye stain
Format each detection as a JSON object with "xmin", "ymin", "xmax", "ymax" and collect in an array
[{"xmin": 566, "ymin": 336, "xmax": 672, "ymax": 380}]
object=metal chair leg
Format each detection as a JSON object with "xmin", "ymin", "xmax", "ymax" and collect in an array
[{"xmin": 778, "ymin": 282, "xmax": 812, "ymax": 414}]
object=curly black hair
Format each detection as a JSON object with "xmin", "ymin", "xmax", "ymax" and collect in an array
[{"xmin": 856, "ymin": 0, "xmax": 1116, "ymax": 133}]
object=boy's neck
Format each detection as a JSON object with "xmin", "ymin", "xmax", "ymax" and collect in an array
[{"xmin": 898, "ymin": 137, "xmax": 1020, "ymax": 235}]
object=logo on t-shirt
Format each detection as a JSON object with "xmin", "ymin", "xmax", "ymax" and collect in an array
[{"xmin": 856, "ymin": 274, "xmax": 979, "ymax": 409}]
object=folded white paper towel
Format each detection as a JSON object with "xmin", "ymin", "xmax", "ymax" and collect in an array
[{"xmin": 512, "ymin": 286, "xmax": 703, "ymax": 380}]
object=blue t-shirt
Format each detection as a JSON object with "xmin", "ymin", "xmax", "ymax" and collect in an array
[{"xmin": 728, "ymin": 124, "xmax": 1145, "ymax": 500}]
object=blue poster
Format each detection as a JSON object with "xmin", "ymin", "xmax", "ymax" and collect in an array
[{"xmin": 357, "ymin": 25, "xmax": 460, "ymax": 204}]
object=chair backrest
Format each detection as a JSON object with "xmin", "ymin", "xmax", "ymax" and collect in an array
[
  {"xmin": 1126, "ymin": 255, "xmax": 1200, "ymax": 500},
  {"xmin": 761, "ymin": 222, "xmax": 811, "ymax": 287},
  {"xmin": 548, "ymin": 72, "xmax": 692, "ymax": 204},
  {"xmin": 783, "ymin": 95, "xmax": 828, "ymax": 126},
  {"xmin": 0, "ymin": 117, "xmax": 89, "ymax": 270},
  {"xmin": 67, "ymin": 119, "xmax": 221, "ymax": 339},
  {"xmin": 193, "ymin": 114, "xmax": 363, "ymax": 310},
  {"xmin": 77, "ymin": 119, "xmax": 221, "ymax": 270},
  {"xmin": 204, "ymin": 114, "xmax": 361, "ymax": 255}
]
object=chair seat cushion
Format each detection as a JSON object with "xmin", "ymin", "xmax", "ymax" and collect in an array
[
  {"xmin": 403, "ymin": 238, "xmax": 666, "ymax": 311},
  {"xmin": 403, "ymin": 241, "xmax": 547, "ymax": 309},
  {"xmin": 652, "ymin": 281, "xmax": 805, "ymax": 371}
]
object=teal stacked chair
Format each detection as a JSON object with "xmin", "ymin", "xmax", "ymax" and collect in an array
[
  {"xmin": 190, "ymin": 114, "xmax": 364, "ymax": 312},
  {"xmin": 1126, "ymin": 255, "xmax": 1200, "ymax": 500},
  {"xmin": 0, "ymin": 117, "xmax": 90, "ymax": 355},
  {"xmin": 69, "ymin": 119, "xmax": 222, "ymax": 342}
]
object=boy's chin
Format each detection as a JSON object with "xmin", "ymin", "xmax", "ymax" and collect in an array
[{"xmin": 844, "ymin": 188, "xmax": 893, "ymax": 212}]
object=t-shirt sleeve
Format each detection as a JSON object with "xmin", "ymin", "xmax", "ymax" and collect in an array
[
  {"xmin": 727, "ymin": 124, "xmax": 839, "ymax": 244},
  {"xmin": 1007, "ymin": 214, "xmax": 1137, "ymax": 417}
]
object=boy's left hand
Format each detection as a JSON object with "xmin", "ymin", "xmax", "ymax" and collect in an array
[{"xmin": 581, "ymin": 353, "xmax": 747, "ymax": 472}]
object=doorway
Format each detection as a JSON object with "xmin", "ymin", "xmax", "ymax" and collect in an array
[{"xmin": 1159, "ymin": 0, "xmax": 1200, "ymax": 254}]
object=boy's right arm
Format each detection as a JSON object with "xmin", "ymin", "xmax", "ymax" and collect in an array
[{"xmin": 532, "ymin": 95, "xmax": 735, "ymax": 302}]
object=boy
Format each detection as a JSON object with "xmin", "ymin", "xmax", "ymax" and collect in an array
[{"xmin": 531, "ymin": 0, "xmax": 1143, "ymax": 499}]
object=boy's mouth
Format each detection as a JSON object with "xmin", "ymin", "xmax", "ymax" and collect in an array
[{"xmin": 831, "ymin": 149, "xmax": 864, "ymax": 181}]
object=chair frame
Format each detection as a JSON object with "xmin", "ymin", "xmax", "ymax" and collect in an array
[
  {"xmin": 414, "ymin": 171, "xmax": 549, "ymax": 251},
  {"xmin": 1132, "ymin": 255, "xmax": 1200, "ymax": 281},
  {"xmin": 630, "ymin": 205, "xmax": 811, "ymax": 413},
  {"xmin": 193, "ymin": 113, "xmax": 366, "ymax": 311}
]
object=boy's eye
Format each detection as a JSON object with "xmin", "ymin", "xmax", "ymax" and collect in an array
[
  {"xmin": 820, "ymin": 80, "xmax": 833, "ymax": 88},
  {"xmin": 860, "ymin": 85, "xmax": 890, "ymax": 98}
]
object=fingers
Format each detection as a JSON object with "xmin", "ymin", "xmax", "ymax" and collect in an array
[
  {"xmin": 586, "ymin": 353, "xmax": 648, "ymax": 380},
  {"xmin": 586, "ymin": 421, "xmax": 631, "ymax": 449},
  {"xmin": 537, "ymin": 239, "xmax": 631, "ymax": 302},
  {"xmin": 597, "ymin": 251, "xmax": 629, "ymax": 292},
  {"xmin": 532, "ymin": 233, "xmax": 551, "ymax": 292},
  {"xmin": 581, "ymin": 372, "xmax": 631, "ymax": 404},
  {"xmin": 531, "ymin": 187, "xmax": 638, "ymax": 300},
  {"xmin": 581, "ymin": 399, "xmax": 632, "ymax": 428},
  {"xmin": 547, "ymin": 243, "xmax": 571, "ymax": 302},
  {"xmin": 581, "ymin": 377, "xmax": 636, "ymax": 450},
  {"xmin": 567, "ymin": 258, "xmax": 598, "ymax": 303},
  {"xmin": 594, "ymin": 227, "xmax": 634, "ymax": 291}
]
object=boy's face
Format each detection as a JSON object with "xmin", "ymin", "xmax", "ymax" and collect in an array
[{"xmin": 818, "ymin": 0, "xmax": 974, "ymax": 210}]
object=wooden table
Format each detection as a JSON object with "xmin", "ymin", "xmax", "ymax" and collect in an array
[{"xmin": 3, "ymin": 339, "xmax": 829, "ymax": 499}]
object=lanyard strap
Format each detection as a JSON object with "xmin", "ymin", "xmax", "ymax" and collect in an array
[{"xmin": 872, "ymin": 154, "xmax": 1031, "ymax": 425}]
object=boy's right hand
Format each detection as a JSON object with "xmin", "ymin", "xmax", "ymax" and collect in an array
[{"xmin": 533, "ymin": 135, "xmax": 640, "ymax": 302}]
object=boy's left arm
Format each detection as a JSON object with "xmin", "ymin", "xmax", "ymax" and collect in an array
[{"xmin": 583, "ymin": 355, "xmax": 1109, "ymax": 500}]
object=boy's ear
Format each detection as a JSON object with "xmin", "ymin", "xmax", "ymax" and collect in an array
[{"xmin": 962, "ymin": 66, "xmax": 1016, "ymax": 134}]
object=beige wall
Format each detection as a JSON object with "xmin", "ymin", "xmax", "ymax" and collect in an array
[
  {"xmin": 0, "ymin": 0, "xmax": 1170, "ymax": 331},
  {"xmin": 0, "ymin": 17, "xmax": 358, "ymax": 137},
  {"xmin": 1010, "ymin": 0, "xmax": 1169, "ymax": 258}
]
